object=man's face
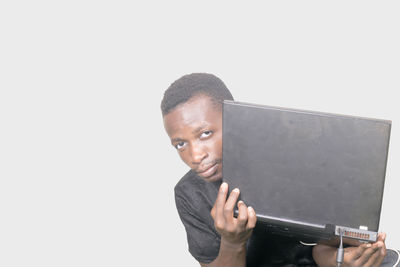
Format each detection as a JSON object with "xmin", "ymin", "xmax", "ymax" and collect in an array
[{"xmin": 163, "ymin": 94, "xmax": 223, "ymax": 182}]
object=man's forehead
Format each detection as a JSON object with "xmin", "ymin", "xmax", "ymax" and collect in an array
[{"xmin": 163, "ymin": 95, "xmax": 222, "ymax": 135}]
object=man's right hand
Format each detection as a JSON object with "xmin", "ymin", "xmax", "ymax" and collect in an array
[{"xmin": 210, "ymin": 182, "xmax": 257, "ymax": 247}]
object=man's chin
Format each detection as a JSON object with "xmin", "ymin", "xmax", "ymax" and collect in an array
[{"xmin": 199, "ymin": 172, "xmax": 222, "ymax": 183}]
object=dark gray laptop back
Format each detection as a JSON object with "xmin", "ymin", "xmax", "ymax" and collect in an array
[{"xmin": 223, "ymin": 100, "xmax": 391, "ymax": 241}]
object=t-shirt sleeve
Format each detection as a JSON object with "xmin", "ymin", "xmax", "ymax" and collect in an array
[{"xmin": 175, "ymin": 195, "xmax": 220, "ymax": 264}]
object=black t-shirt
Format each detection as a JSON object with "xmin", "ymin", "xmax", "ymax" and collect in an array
[{"xmin": 174, "ymin": 170, "xmax": 317, "ymax": 267}]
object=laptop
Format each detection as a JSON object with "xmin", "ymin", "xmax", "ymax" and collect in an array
[{"xmin": 222, "ymin": 100, "xmax": 391, "ymax": 243}]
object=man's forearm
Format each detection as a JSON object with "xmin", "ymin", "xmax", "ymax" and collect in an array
[
  {"xmin": 201, "ymin": 238, "xmax": 247, "ymax": 267},
  {"xmin": 312, "ymin": 244, "xmax": 337, "ymax": 267}
]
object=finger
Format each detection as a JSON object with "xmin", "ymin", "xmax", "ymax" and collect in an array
[
  {"xmin": 210, "ymin": 206, "xmax": 216, "ymax": 220},
  {"xmin": 213, "ymin": 182, "xmax": 228, "ymax": 220},
  {"xmin": 354, "ymin": 243, "xmax": 380, "ymax": 265},
  {"xmin": 348, "ymin": 243, "xmax": 371, "ymax": 260},
  {"xmin": 223, "ymin": 188, "xmax": 240, "ymax": 222},
  {"xmin": 361, "ymin": 241, "xmax": 386, "ymax": 267},
  {"xmin": 246, "ymin": 206, "xmax": 257, "ymax": 230},
  {"xmin": 236, "ymin": 200, "xmax": 248, "ymax": 228},
  {"xmin": 377, "ymin": 232, "xmax": 386, "ymax": 243},
  {"xmin": 356, "ymin": 232, "xmax": 386, "ymax": 265}
]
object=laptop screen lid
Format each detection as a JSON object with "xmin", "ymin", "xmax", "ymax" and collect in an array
[{"xmin": 222, "ymin": 100, "xmax": 391, "ymax": 242}]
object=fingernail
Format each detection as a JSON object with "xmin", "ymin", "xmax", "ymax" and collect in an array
[
  {"xmin": 233, "ymin": 188, "xmax": 240, "ymax": 194},
  {"xmin": 221, "ymin": 183, "xmax": 227, "ymax": 191},
  {"xmin": 238, "ymin": 200, "xmax": 243, "ymax": 205},
  {"xmin": 366, "ymin": 243, "xmax": 372, "ymax": 248},
  {"xmin": 248, "ymin": 206, "xmax": 254, "ymax": 212}
]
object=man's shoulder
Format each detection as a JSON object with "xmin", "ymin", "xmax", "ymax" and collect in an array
[
  {"xmin": 175, "ymin": 169, "xmax": 196, "ymax": 186},
  {"xmin": 174, "ymin": 170, "xmax": 220, "ymax": 212},
  {"xmin": 174, "ymin": 170, "xmax": 203, "ymax": 201}
]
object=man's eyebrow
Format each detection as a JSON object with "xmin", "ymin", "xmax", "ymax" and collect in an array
[
  {"xmin": 171, "ymin": 137, "xmax": 184, "ymax": 143},
  {"xmin": 192, "ymin": 124, "xmax": 207, "ymax": 135}
]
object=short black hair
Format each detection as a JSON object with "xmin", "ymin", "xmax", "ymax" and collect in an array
[{"xmin": 161, "ymin": 73, "xmax": 234, "ymax": 116}]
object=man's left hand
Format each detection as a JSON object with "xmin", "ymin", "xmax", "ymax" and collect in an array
[{"xmin": 313, "ymin": 233, "xmax": 387, "ymax": 267}]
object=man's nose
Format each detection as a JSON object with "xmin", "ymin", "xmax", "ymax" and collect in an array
[{"xmin": 190, "ymin": 144, "xmax": 207, "ymax": 164}]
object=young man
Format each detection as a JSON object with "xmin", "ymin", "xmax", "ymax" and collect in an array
[{"xmin": 161, "ymin": 73, "xmax": 391, "ymax": 266}]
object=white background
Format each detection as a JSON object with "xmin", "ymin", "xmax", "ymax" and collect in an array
[{"xmin": 1, "ymin": 1, "xmax": 399, "ymax": 266}]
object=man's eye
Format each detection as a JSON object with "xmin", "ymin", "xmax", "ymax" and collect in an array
[
  {"xmin": 175, "ymin": 141, "xmax": 186, "ymax": 150},
  {"xmin": 200, "ymin": 131, "xmax": 212, "ymax": 138}
]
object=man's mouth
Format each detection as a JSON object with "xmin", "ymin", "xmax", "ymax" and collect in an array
[{"xmin": 196, "ymin": 162, "xmax": 219, "ymax": 178}]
